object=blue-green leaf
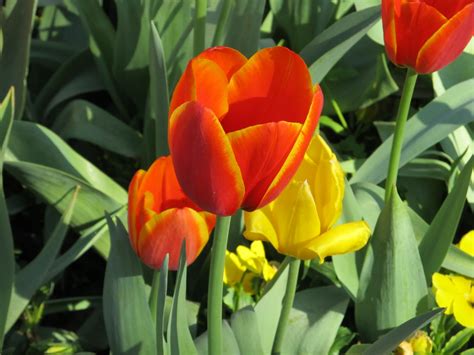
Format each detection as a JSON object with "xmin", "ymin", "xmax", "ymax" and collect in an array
[{"xmin": 231, "ymin": 306, "xmax": 264, "ymax": 355}]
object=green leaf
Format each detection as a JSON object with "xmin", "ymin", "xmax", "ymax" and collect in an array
[
  {"xmin": 433, "ymin": 51, "xmax": 474, "ymax": 96},
  {"xmin": 151, "ymin": 256, "xmax": 169, "ymax": 355},
  {"xmin": 30, "ymin": 39, "xmax": 77, "ymax": 69},
  {"xmin": 351, "ymin": 79, "xmax": 474, "ymax": 184},
  {"xmin": 282, "ymin": 286, "xmax": 350, "ymax": 354},
  {"xmin": 419, "ymin": 157, "xmax": 474, "ymax": 282},
  {"xmin": 52, "ymin": 100, "xmax": 142, "ymax": 158},
  {"xmin": 230, "ymin": 306, "xmax": 264, "ymax": 355},
  {"xmin": 6, "ymin": 121, "xmax": 126, "ymax": 203},
  {"xmin": 145, "ymin": 21, "xmax": 170, "ymax": 164},
  {"xmin": 194, "ymin": 321, "xmax": 240, "ymax": 355},
  {"xmin": 300, "ymin": 6, "xmax": 380, "ymax": 84},
  {"xmin": 5, "ymin": 187, "xmax": 78, "ymax": 332},
  {"xmin": 0, "ymin": 0, "xmax": 37, "ymax": 120},
  {"xmin": 34, "ymin": 50, "xmax": 103, "ymax": 118},
  {"xmin": 167, "ymin": 243, "xmax": 197, "ymax": 355},
  {"xmin": 356, "ymin": 189, "xmax": 428, "ymax": 342},
  {"xmin": 328, "ymin": 326, "xmax": 355, "ymax": 355},
  {"xmin": 363, "ymin": 309, "xmax": 443, "ymax": 355},
  {"xmin": 442, "ymin": 328, "xmax": 474, "ymax": 355},
  {"xmin": 442, "ymin": 245, "xmax": 474, "ymax": 278},
  {"xmin": 254, "ymin": 266, "xmax": 289, "ymax": 353},
  {"xmin": 0, "ymin": 88, "xmax": 15, "ymax": 348},
  {"xmin": 270, "ymin": 0, "xmax": 337, "ymax": 52},
  {"xmin": 103, "ymin": 217, "xmax": 156, "ymax": 354}
]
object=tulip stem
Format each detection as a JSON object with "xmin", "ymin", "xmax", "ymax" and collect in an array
[
  {"xmin": 208, "ymin": 215, "xmax": 232, "ymax": 355},
  {"xmin": 194, "ymin": 0, "xmax": 207, "ymax": 55},
  {"xmin": 272, "ymin": 258, "xmax": 300, "ymax": 355},
  {"xmin": 384, "ymin": 68, "xmax": 418, "ymax": 201}
]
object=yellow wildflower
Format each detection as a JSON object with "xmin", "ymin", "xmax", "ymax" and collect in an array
[
  {"xmin": 223, "ymin": 251, "xmax": 245, "ymax": 287},
  {"xmin": 459, "ymin": 230, "xmax": 474, "ymax": 256},
  {"xmin": 244, "ymin": 135, "xmax": 370, "ymax": 261}
]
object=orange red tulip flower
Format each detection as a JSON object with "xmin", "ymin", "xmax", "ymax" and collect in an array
[
  {"xmin": 382, "ymin": 0, "xmax": 474, "ymax": 73},
  {"xmin": 168, "ymin": 46, "xmax": 323, "ymax": 216},
  {"xmin": 128, "ymin": 156, "xmax": 215, "ymax": 270}
]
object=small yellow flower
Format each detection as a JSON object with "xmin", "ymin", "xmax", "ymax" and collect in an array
[
  {"xmin": 432, "ymin": 273, "xmax": 474, "ymax": 328},
  {"xmin": 409, "ymin": 331, "xmax": 433, "ymax": 354},
  {"xmin": 223, "ymin": 251, "xmax": 245, "ymax": 287},
  {"xmin": 244, "ymin": 135, "xmax": 371, "ymax": 261},
  {"xmin": 458, "ymin": 230, "xmax": 474, "ymax": 256}
]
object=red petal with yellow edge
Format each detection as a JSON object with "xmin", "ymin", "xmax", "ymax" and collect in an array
[
  {"xmin": 258, "ymin": 86, "xmax": 323, "ymax": 209},
  {"xmin": 227, "ymin": 121, "xmax": 301, "ymax": 210},
  {"xmin": 128, "ymin": 170, "xmax": 145, "ymax": 251},
  {"xmin": 381, "ymin": 0, "xmax": 398, "ymax": 63},
  {"xmin": 169, "ymin": 58, "xmax": 229, "ymax": 119},
  {"xmin": 221, "ymin": 46, "xmax": 313, "ymax": 133},
  {"xmin": 394, "ymin": 2, "xmax": 446, "ymax": 69},
  {"xmin": 416, "ymin": 4, "xmax": 474, "ymax": 73},
  {"xmin": 169, "ymin": 101, "xmax": 245, "ymax": 216},
  {"xmin": 424, "ymin": 0, "xmax": 473, "ymax": 18},
  {"xmin": 197, "ymin": 46, "xmax": 247, "ymax": 80},
  {"xmin": 138, "ymin": 207, "xmax": 210, "ymax": 270}
]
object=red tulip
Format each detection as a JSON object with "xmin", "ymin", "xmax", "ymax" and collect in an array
[
  {"xmin": 168, "ymin": 46, "xmax": 323, "ymax": 216},
  {"xmin": 382, "ymin": 0, "xmax": 474, "ymax": 73},
  {"xmin": 128, "ymin": 156, "xmax": 215, "ymax": 270}
]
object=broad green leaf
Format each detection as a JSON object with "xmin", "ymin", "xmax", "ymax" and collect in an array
[
  {"xmin": 433, "ymin": 51, "xmax": 474, "ymax": 96},
  {"xmin": 354, "ymin": 0, "xmax": 384, "ymax": 45},
  {"xmin": 323, "ymin": 36, "xmax": 398, "ymax": 114},
  {"xmin": 352, "ymin": 79, "xmax": 474, "ymax": 184},
  {"xmin": 52, "ymin": 100, "xmax": 142, "ymax": 158},
  {"xmin": 149, "ymin": 256, "xmax": 169, "ymax": 355},
  {"xmin": 0, "ymin": 0, "xmax": 37, "ymax": 120},
  {"xmin": 218, "ymin": 0, "xmax": 265, "ymax": 57},
  {"xmin": 363, "ymin": 309, "xmax": 443, "ymax": 355},
  {"xmin": 419, "ymin": 157, "xmax": 474, "ymax": 282},
  {"xmin": 254, "ymin": 266, "xmax": 289, "ymax": 353},
  {"xmin": 399, "ymin": 158, "xmax": 451, "ymax": 181},
  {"xmin": 300, "ymin": 6, "xmax": 380, "ymax": 84},
  {"xmin": 30, "ymin": 39, "xmax": 77, "ymax": 69},
  {"xmin": 231, "ymin": 306, "xmax": 264, "ymax": 355},
  {"xmin": 270, "ymin": 0, "xmax": 337, "ymax": 52},
  {"xmin": 194, "ymin": 321, "xmax": 240, "ymax": 355},
  {"xmin": 5, "ymin": 121, "xmax": 126, "ymax": 203},
  {"xmin": 167, "ymin": 243, "xmax": 197, "ymax": 355},
  {"xmin": 282, "ymin": 286, "xmax": 349, "ymax": 354},
  {"xmin": 145, "ymin": 22, "xmax": 170, "ymax": 164},
  {"xmin": 442, "ymin": 245, "xmax": 474, "ymax": 278},
  {"xmin": 328, "ymin": 326, "xmax": 355, "ymax": 355},
  {"xmin": 4, "ymin": 161, "xmax": 121, "ymax": 229},
  {"xmin": 356, "ymin": 189, "xmax": 428, "ymax": 342},
  {"xmin": 442, "ymin": 328, "xmax": 474, "ymax": 355},
  {"xmin": 34, "ymin": 50, "xmax": 103, "ymax": 118},
  {"xmin": 75, "ymin": 0, "xmax": 130, "ymax": 118},
  {"xmin": 5, "ymin": 187, "xmax": 78, "ymax": 332},
  {"xmin": 0, "ymin": 89, "xmax": 15, "ymax": 348},
  {"xmin": 103, "ymin": 217, "xmax": 156, "ymax": 355}
]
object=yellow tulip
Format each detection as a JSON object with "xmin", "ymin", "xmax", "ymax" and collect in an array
[
  {"xmin": 244, "ymin": 135, "xmax": 371, "ymax": 261},
  {"xmin": 458, "ymin": 230, "xmax": 474, "ymax": 256},
  {"xmin": 432, "ymin": 273, "xmax": 474, "ymax": 328}
]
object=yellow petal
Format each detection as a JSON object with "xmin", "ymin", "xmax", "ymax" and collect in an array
[
  {"xmin": 432, "ymin": 273, "xmax": 456, "ymax": 314},
  {"xmin": 451, "ymin": 275, "xmax": 471, "ymax": 294},
  {"xmin": 243, "ymin": 208, "xmax": 279, "ymax": 250},
  {"xmin": 453, "ymin": 295, "xmax": 474, "ymax": 328},
  {"xmin": 459, "ymin": 230, "xmax": 474, "ymax": 256},
  {"xmin": 223, "ymin": 251, "xmax": 245, "ymax": 286},
  {"xmin": 237, "ymin": 244, "xmax": 264, "ymax": 274},
  {"xmin": 262, "ymin": 261, "xmax": 276, "ymax": 282},
  {"xmin": 303, "ymin": 221, "xmax": 371, "ymax": 262},
  {"xmin": 250, "ymin": 240, "xmax": 266, "ymax": 259},
  {"xmin": 242, "ymin": 272, "xmax": 258, "ymax": 294}
]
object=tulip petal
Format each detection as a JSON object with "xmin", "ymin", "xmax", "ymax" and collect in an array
[
  {"xmin": 416, "ymin": 4, "xmax": 474, "ymax": 73},
  {"xmin": 169, "ymin": 57, "xmax": 229, "ymax": 118},
  {"xmin": 169, "ymin": 101, "xmax": 244, "ymax": 216},
  {"xmin": 394, "ymin": 2, "xmax": 446, "ymax": 69},
  {"xmin": 128, "ymin": 169, "xmax": 145, "ymax": 250},
  {"xmin": 227, "ymin": 121, "xmax": 301, "ymax": 210},
  {"xmin": 243, "ymin": 209, "xmax": 280, "ymax": 250},
  {"xmin": 222, "ymin": 46, "xmax": 313, "ymax": 132},
  {"xmin": 304, "ymin": 221, "xmax": 371, "ymax": 263},
  {"xmin": 381, "ymin": 0, "xmax": 398, "ymax": 63},
  {"xmin": 259, "ymin": 86, "xmax": 323, "ymax": 209},
  {"xmin": 197, "ymin": 46, "xmax": 248, "ymax": 80},
  {"xmin": 138, "ymin": 207, "xmax": 210, "ymax": 270},
  {"xmin": 424, "ymin": 0, "xmax": 473, "ymax": 18}
]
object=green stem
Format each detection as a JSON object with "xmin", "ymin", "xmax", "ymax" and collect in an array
[
  {"xmin": 384, "ymin": 68, "xmax": 418, "ymax": 201},
  {"xmin": 322, "ymin": 83, "xmax": 348, "ymax": 129},
  {"xmin": 212, "ymin": 0, "xmax": 232, "ymax": 46},
  {"xmin": 272, "ymin": 258, "xmax": 300, "ymax": 355},
  {"xmin": 194, "ymin": 0, "xmax": 207, "ymax": 55},
  {"xmin": 207, "ymin": 215, "xmax": 232, "ymax": 355}
]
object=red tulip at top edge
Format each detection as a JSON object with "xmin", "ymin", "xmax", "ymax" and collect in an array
[
  {"xmin": 128, "ymin": 156, "xmax": 215, "ymax": 270},
  {"xmin": 382, "ymin": 0, "xmax": 474, "ymax": 73},
  {"xmin": 168, "ymin": 46, "xmax": 324, "ymax": 216}
]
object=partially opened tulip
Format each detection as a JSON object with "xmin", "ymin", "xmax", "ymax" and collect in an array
[
  {"xmin": 128, "ymin": 156, "xmax": 215, "ymax": 270},
  {"xmin": 382, "ymin": 0, "xmax": 474, "ymax": 73},
  {"xmin": 168, "ymin": 46, "xmax": 323, "ymax": 216},
  {"xmin": 244, "ymin": 135, "xmax": 371, "ymax": 261}
]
